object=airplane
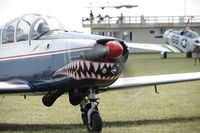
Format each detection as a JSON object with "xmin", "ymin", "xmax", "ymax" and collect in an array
[
  {"xmin": 86, "ymin": 4, "xmax": 139, "ymax": 9},
  {"xmin": 0, "ymin": 13, "xmax": 200, "ymax": 132},
  {"xmin": 127, "ymin": 21, "xmax": 200, "ymax": 58}
]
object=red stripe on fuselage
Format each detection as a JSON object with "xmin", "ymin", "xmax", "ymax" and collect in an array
[{"xmin": 0, "ymin": 46, "xmax": 92, "ymax": 60}]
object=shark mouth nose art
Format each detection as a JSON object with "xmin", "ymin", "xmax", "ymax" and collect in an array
[{"xmin": 53, "ymin": 60, "xmax": 121, "ymax": 80}]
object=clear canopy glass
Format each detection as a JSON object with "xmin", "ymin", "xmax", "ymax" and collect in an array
[
  {"xmin": 183, "ymin": 30, "xmax": 199, "ymax": 39},
  {"xmin": 0, "ymin": 13, "xmax": 65, "ymax": 44}
]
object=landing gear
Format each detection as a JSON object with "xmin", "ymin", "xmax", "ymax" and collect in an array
[
  {"xmin": 160, "ymin": 51, "xmax": 167, "ymax": 59},
  {"xmin": 186, "ymin": 52, "xmax": 192, "ymax": 58},
  {"xmin": 80, "ymin": 88, "xmax": 102, "ymax": 132}
]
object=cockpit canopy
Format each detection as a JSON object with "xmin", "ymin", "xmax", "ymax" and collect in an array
[
  {"xmin": 180, "ymin": 29, "xmax": 200, "ymax": 39},
  {"xmin": 0, "ymin": 13, "xmax": 65, "ymax": 44}
]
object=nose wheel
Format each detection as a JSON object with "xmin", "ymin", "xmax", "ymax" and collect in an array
[{"xmin": 80, "ymin": 88, "xmax": 102, "ymax": 132}]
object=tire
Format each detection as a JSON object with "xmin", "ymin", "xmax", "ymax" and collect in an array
[{"xmin": 87, "ymin": 112, "xmax": 102, "ymax": 132}]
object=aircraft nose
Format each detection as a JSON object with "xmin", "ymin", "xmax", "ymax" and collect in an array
[
  {"xmin": 194, "ymin": 39, "xmax": 200, "ymax": 46},
  {"xmin": 105, "ymin": 41, "xmax": 123, "ymax": 58},
  {"xmin": 195, "ymin": 39, "xmax": 200, "ymax": 43}
]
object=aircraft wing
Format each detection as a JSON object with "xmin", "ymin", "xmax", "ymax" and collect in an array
[
  {"xmin": 101, "ymin": 72, "xmax": 200, "ymax": 91},
  {"xmin": 0, "ymin": 80, "xmax": 33, "ymax": 94},
  {"xmin": 127, "ymin": 43, "xmax": 182, "ymax": 53},
  {"xmin": 0, "ymin": 77, "xmax": 68, "ymax": 95}
]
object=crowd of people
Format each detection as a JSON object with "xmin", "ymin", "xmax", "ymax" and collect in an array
[{"xmin": 83, "ymin": 10, "xmax": 146, "ymax": 24}]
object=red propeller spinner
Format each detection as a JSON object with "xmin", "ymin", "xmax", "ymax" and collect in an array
[{"xmin": 105, "ymin": 41, "xmax": 123, "ymax": 58}]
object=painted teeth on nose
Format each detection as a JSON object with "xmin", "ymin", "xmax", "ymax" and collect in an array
[
  {"xmin": 74, "ymin": 61, "xmax": 77, "ymax": 69},
  {"xmin": 68, "ymin": 71, "xmax": 71, "ymax": 77},
  {"xmin": 69, "ymin": 63, "xmax": 72, "ymax": 70},
  {"xmin": 72, "ymin": 62, "xmax": 74, "ymax": 69},
  {"xmin": 72, "ymin": 72, "xmax": 75, "ymax": 79},
  {"xmin": 85, "ymin": 61, "xmax": 90, "ymax": 70},
  {"xmin": 106, "ymin": 76, "xmax": 110, "ymax": 80},
  {"xmin": 97, "ymin": 74, "xmax": 101, "ymax": 79},
  {"xmin": 92, "ymin": 62, "xmax": 99, "ymax": 72},
  {"xmin": 80, "ymin": 72, "xmax": 85, "ymax": 79},
  {"xmin": 73, "ymin": 72, "xmax": 76, "ymax": 79},
  {"xmin": 86, "ymin": 72, "xmax": 90, "ymax": 78},
  {"xmin": 110, "ymin": 63, "xmax": 114, "ymax": 68},
  {"xmin": 106, "ymin": 63, "xmax": 110, "ymax": 68},
  {"xmin": 70, "ymin": 62, "xmax": 73, "ymax": 69},
  {"xmin": 110, "ymin": 76, "xmax": 115, "ymax": 80},
  {"xmin": 100, "ymin": 63, "xmax": 104, "ymax": 70},
  {"xmin": 75, "ymin": 61, "xmax": 78, "ymax": 69},
  {"xmin": 58, "ymin": 60, "xmax": 120, "ymax": 81},
  {"xmin": 76, "ymin": 73, "xmax": 80, "ymax": 80},
  {"xmin": 102, "ymin": 76, "xmax": 105, "ymax": 80},
  {"xmin": 92, "ymin": 73, "xmax": 96, "ymax": 79},
  {"xmin": 80, "ymin": 61, "xmax": 84, "ymax": 70}
]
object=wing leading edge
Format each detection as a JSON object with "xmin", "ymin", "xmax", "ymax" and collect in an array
[
  {"xmin": 1, "ymin": 72, "xmax": 200, "ymax": 94},
  {"xmin": 127, "ymin": 43, "xmax": 182, "ymax": 53},
  {"xmin": 0, "ymin": 80, "xmax": 32, "ymax": 94},
  {"xmin": 0, "ymin": 77, "xmax": 68, "ymax": 95},
  {"xmin": 102, "ymin": 72, "xmax": 200, "ymax": 91}
]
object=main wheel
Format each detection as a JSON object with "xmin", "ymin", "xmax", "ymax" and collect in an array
[{"xmin": 87, "ymin": 112, "xmax": 102, "ymax": 132}]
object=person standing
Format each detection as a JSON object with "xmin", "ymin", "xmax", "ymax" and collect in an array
[
  {"xmin": 89, "ymin": 10, "xmax": 94, "ymax": 24},
  {"xmin": 193, "ymin": 45, "xmax": 200, "ymax": 65}
]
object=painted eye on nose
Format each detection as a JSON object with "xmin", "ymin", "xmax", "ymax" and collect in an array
[
  {"xmin": 111, "ymin": 67, "xmax": 118, "ymax": 74},
  {"xmin": 102, "ymin": 68, "xmax": 107, "ymax": 74},
  {"xmin": 195, "ymin": 40, "xmax": 200, "ymax": 43}
]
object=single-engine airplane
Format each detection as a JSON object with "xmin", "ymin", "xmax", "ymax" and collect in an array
[
  {"xmin": 0, "ymin": 14, "xmax": 200, "ymax": 132},
  {"xmin": 86, "ymin": 4, "xmax": 139, "ymax": 9},
  {"xmin": 127, "ymin": 21, "xmax": 200, "ymax": 58}
]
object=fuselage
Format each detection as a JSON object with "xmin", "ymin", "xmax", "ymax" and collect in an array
[
  {"xmin": 163, "ymin": 29, "xmax": 200, "ymax": 53},
  {"xmin": 0, "ymin": 32, "xmax": 95, "ymax": 81},
  {"xmin": 0, "ymin": 31, "xmax": 128, "ymax": 87},
  {"xmin": 0, "ymin": 14, "xmax": 129, "ymax": 92}
]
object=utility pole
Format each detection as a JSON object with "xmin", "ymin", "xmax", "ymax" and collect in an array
[{"xmin": 184, "ymin": 0, "xmax": 186, "ymax": 16}]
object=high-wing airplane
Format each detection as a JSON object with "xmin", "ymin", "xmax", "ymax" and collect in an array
[
  {"xmin": 127, "ymin": 22, "xmax": 200, "ymax": 58},
  {"xmin": 86, "ymin": 4, "xmax": 139, "ymax": 9},
  {"xmin": 1, "ymin": 14, "xmax": 200, "ymax": 132}
]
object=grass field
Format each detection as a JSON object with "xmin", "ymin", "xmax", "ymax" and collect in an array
[{"xmin": 0, "ymin": 53, "xmax": 200, "ymax": 133}]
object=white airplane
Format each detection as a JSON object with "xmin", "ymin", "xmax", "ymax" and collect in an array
[
  {"xmin": 86, "ymin": 4, "xmax": 139, "ymax": 9},
  {"xmin": 0, "ymin": 14, "xmax": 200, "ymax": 132},
  {"xmin": 127, "ymin": 22, "xmax": 200, "ymax": 58}
]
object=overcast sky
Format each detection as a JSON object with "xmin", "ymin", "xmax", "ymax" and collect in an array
[{"xmin": 0, "ymin": 0, "xmax": 200, "ymax": 33}]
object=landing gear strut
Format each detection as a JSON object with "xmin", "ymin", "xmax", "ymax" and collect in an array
[
  {"xmin": 80, "ymin": 88, "xmax": 102, "ymax": 132},
  {"xmin": 186, "ymin": 52, "xmax": 192, "ymax": 58}
]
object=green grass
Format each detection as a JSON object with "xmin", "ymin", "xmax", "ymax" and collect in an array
[{"xmin": 0, "ymin": 53, "xmax": 200, "ymax": 133}]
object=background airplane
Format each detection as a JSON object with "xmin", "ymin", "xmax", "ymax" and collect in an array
[
  {"xmin": 127, "ymin": 22, "xmax": 200, "ymax": 58},
  {"xmin": 0, "ymin": 14, "xmax": 200, "ymax": 132},
  {"xmin": 86, "ymin": 4, "xmax": 139, "ymax": 10}
]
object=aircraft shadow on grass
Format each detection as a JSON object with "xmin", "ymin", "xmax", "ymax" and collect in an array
[{"xmin": 0, "ymin": 116, "xmax": 200, "ymax": 131}]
